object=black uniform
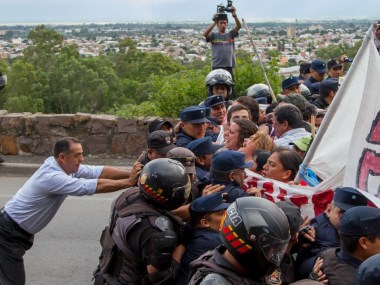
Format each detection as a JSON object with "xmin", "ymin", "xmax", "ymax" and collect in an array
[
  {"xmin": 188, "ymin": 245, "xmax": 261, "ymax": 285},
  {"xmin": 318, "ymin": 248, "xmax": 361, "ymax": 285},
  {"xmin": 94, "ymin": 188, "xmax": 183, "ymax": 285}
]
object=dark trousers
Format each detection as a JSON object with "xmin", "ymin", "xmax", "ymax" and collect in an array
[{"xmin": 0, "ymin": 212, "xmax": 34, "ymax": 285}]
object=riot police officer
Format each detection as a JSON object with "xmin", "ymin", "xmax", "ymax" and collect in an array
[
  {"xmin": 188, "ymin": 196, "xmax": 290, "ymax": 284},
  {"xmin": 246, "ymin": 83, "xmax": 273, "ymax": 104},
  {"xmin": 93, "ymin": 158, "xmax": 191, "ymax": 285},
  {"xmin": 205, "ymin": 69, "xmax": 234, "ymax": 103}
]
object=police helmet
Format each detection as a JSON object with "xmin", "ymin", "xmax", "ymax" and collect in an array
[
  {"xmin": 299, "ymin": 83, "xmax": 311, "ymax": 97},
  {"xmin": 220, "ymin": 197, "xmax": 290, "ymax": 280},
  {"xmin": 245, "ymin": 83, "xmax": 272, "ymax": 104},
  {"xmin": 0, "ymin": 71, "xmax": 7, "ymax": 91},
  {"xmin": 205, "ymin": 69, "xmax": 234, "ymax": 99},
  {"xmin": 138, "ymin": 158, "xmax": 191, "ymax": 210}
]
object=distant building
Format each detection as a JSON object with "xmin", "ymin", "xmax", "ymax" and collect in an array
[{"xmin": 287, "ymin": 27, "xmax": 296, "ymax": 38}]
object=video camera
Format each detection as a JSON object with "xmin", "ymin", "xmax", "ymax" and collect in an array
[{"xmin": 217, "ymin": 0, "xmax": 233, "ymax": 14}]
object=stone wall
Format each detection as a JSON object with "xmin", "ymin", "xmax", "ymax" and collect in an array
[{"xmin": 0, "ymin": 110, "xmax": 167, "ymax": 158}]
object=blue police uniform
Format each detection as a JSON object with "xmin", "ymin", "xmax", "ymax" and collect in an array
[
  {"xmin": 176, "ymin": 193, "xmax": 230, "ymax": 285},
  {"xmin": 186, "ymin": 136, "xmax": 223, "ymax": 191},
  {"xmin": 176, "ymin": 106, "xmax": 210, "ymax": 148},
  {"xmin": 313, "ymin": 206, "xmax": 380, "ymax": 285},
  {"xmin": 176, "ymin": 229, "xmax": 221, "ymax": 285},
  {"xmin": 303, "ymin": 76, "xmax": 321, "ymax": 95},
  {"xmin": 209, "ymin": 150, "xmax": 252, "ymax": 203},
  {"xmin": 176, "ymin": 131, "xmax": 198, "ymax": 148},
  {"xmin": 297, "ymin": 187, "xmax": 368, "ymax": 278},
  {"xmin": 356, "ymin": 253, "xmax": 380, "ymax": 285},
  {"xmin": 304, "ymin": 59, "xmax": 327, "ymax": 95},
  {"xmin": 210, "ymin": 179, "xmax": 249, "ymax": 203}
]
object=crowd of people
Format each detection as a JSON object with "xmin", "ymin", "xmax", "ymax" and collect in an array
[{"xmin": 1, "ymin": 8, "xmax": 380, "ymax": 285}]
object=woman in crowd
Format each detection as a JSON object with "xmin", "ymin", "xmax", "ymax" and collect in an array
[
  {"xmin": 240, "ymin": 131, "xmax": 274, "ymax": 161},
  {"xmin": 262, "ymin": 148, "xmax": 303, "ymax": 183}
]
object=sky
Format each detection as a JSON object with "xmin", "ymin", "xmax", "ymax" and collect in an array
[{"xmin": 1, "ymin": 0, "xmax": 379, "ymax": 24}]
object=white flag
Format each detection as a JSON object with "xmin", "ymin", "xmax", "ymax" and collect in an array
[{"xmin": 301, "ymin": 26, "xmax": 380, "ymax": 193}]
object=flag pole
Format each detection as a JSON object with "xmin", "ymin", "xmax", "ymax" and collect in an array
[{"xmin": 242, "ymin": 18, "xmax": 277, "ymax": 103}]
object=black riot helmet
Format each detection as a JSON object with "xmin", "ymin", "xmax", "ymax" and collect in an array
[
  {"xmin": 245, "ymin": 83, "xmax": 272, "ymax": 104},
  {"xmin": 205, "ymin": 69, "xmax": 234, "ymax": 100},
  {"xmin": 220, "ymin": 197, "xmax": 290, "ymax": 280},
  {"xmin": 138, "ymin": 158, "xmax": 191, "ymax": 210},
  {"xmin": 0, "ymin": 71, "xmax": 7, "ymax": 91}
]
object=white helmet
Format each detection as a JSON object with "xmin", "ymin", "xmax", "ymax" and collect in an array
[{"xmin": 205, "ymin": 69, "xmax": 234, "ymax": 99}]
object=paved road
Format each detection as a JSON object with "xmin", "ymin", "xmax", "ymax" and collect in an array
[{"xmin": 0, "ymin": 176, "xmax": 121, "ymax": 285}]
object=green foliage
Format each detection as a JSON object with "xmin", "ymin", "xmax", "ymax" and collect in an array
[
  {"xmin": 4, "ymin": 96, "xmax": 44, "ymax": 113},
  {"xmin": 0, "ymin": 24, "xmax": 363, "ymax": 118},
  {"xmin": 234, "ymin": 50, "xmax": 282, "ymax": 96},
  {"xmin": 149, "ymin": 70, "xmax": 207, "ymax": 118},
  {"xmin": 107, "ymin": 101, "xmax": 158, "ymax": 118}
]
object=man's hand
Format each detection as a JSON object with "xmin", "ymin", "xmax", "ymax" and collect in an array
[
  {"xmin": 246, "ymin": 187, "xmax": 264, "ymax": 197},
  {"xmin": 212, "ymin": 13, "xmax": 218, "ymax": 22},
  {"xmin": 310, "ymin": 257, "xmax": 328, "ymax": 284},
  {"xmin": 299, "ymin": 225, "xmax": 316, "ymax": 246},
  {"xmin": 129, "ymin": 162, "xmax": 143, "ymax": 185},
  {"xmin": 202, "ymin": 184, "xmax": 225, "ymax": 196},
  {"xmin": 230, "ymin": 6, "xmax": 237, "ymax": 15}
]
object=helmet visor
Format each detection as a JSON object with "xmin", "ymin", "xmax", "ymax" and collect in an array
[
  {"xmin": 0, "ymin": 75, "xmax": 7, "ymax": 87},
  {"xmin": 258, "ymin": 233, "xmax": 289, "ymax": 266}
]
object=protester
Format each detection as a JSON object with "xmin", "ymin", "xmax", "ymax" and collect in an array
[
  {"xmin": 235, "ymin": 96, "xmax": 261, "ymax": 125},
  {"xmin": 137, "ymin": 130, "xmax": 175, "ymax": 166},
  {"xmin": 289, "ymin": 135, "xmax": 312, "ymax": 158},
  {"xmin": 203, "ymin": 6, "xmax": 241, "ymax": 83},
  {"xmin": 176, "ymin": 106, "xmax": 210, "ymax": 147},
  {"xmin": 93, "ymin": 158, "xmax": 190, "ymax": 285},
  {"xmin": 240, "ymin": 131, "xmax": 274, "ymax": 162},
  {"xmin": 175, "ymin": 193, "xmax": 229, "ymax": 285},
  {"xmin": 224, "ymin": 119, "xmax": 257, "ymax": 151},
  {"xmin": 188, "ymin": 197, "xmax": 290, "ymax": 284},
  {"xmin": 226, "ymin": 104, "xmax": 251, "ymax": 125},
  {"xmin": 262, "ymin": 148, "xmax": 303, "ymax": 183},
  {"xmin": 0, "ymin": 137, "xmax": 142, "ymax": 285},
  {"xmin": 273, "ymin": 104, "xmax": 310, "ymax": 149},
  {"xmin": 250, "ymin": 150, "xmax": 272, "ymax": 175}
]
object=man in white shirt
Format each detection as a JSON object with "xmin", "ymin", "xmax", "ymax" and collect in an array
[
  {"xmin": 273, "ymin": 104, "xmax": 310, "ymax": 150},
  {"xmin": 0, "ymin": 136, "xmax": 142, "ymax": 285}
]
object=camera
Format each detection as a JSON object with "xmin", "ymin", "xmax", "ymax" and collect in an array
[
  {"xmin": 344, "ymin": 57, "xmax": 353, "ymax": 63},
  {"xmin": 217, "ymin": 0, "xmax": 233, "ymax": 14}
]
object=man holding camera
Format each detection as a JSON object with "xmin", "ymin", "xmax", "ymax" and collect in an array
[{"xmin": 203, "ymin": 2, "xmax": 241, "ymax": 84}]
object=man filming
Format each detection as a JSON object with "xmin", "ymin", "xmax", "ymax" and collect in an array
[{"xmin": 203, "ymin": 2, "xmax": 241, "ymax": 84}]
